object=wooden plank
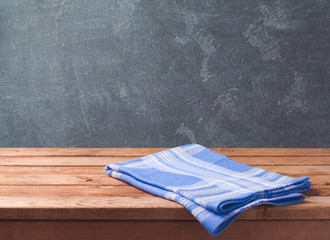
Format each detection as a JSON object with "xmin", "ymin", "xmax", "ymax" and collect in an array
[
  {"xmin": 0, "ymin": 186, "xmax": 145, "ymax": 196},
  {"xmin": 0, "ymin": 185, "xmax": 327, "ymax": 199},
  {"xmin": 0, "ymin": 220, "xmax": 329, "ymax": 240},
  {"xmin": 0, "ymin": 148, "xmax": 168, "ymax": 157},
  {"xmin": 0, "ymin": 148, "xmax": 329, "ymax": 157},
  {"xmin": 212, "ymin": 148, "xmax": 330, "ymax": 157},
  {"xmin": 233, "ymin": 156, "xmax": 330, "ymax": 166},
  {"xmin": 0, "ymin": 156, "xmax": 133, "ymax": 166},
  {"xmin": 305, "ymin": 186, "xmax": 330, "ymax": 196},
  {"xmin": 307, "ymin": 175, "xmax": 330, "ymax": 186},
  {"xmin": 0, "ymin": 175, "xmax": 125, "ymax": 186},
  {"xmin": 0, "ymin": 169, "xmax": 327, "ymax": 187},
  {"xmin": 257, "ymin": 166, "xmax": 330, "ymax": 175},
  {"xmin": 0, "ymin": 195, "xmax": 328, "ymax": 220},
  {"xmin": 0, "ymin": 166, "xmax": 103, "ymax": 175},
  {"xmin": 0, "ymin": 174, "xmax": 327, "ymax": 186},
  {"xmin": 0, "ymin": 156, "xmax": 329, "ymax": 166},
  {"xmin": 0, "ymin": 165, "xmax": 328, "ymax": 176}
]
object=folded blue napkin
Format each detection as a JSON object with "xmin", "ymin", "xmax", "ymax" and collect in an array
[{"xmin": 104, "ymin": 144, "xmax": 311, "ymax": 236}]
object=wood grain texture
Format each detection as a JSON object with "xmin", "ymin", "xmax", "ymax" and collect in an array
[
  {"xmin": 0, "ymin": 156, "xmax": 328, "ymax": 166},
  {"xmin": 0, "ymin": 186, "xmax": 327, "ymax": 198},
  {"xmin": 0, "ymin": 166, "xmax": 327, "ymax": 187},
  {"xmin": 0, "ymin": 220, "xmax": 329, "ymax": 240},
  {"xmin": 0, "ymin": 191, "xmax": 328, "ymax": 220},
  {"xmin": 0, "ymin": 174, "xmax": 328, "ymax": 187},
  {"xmin": 0, "ymin": 148, "xmax": 328, "ymax": 239},
  {"xmin": 1, "ymin": 165, "xmax": 328, "ymax": 175},
  {"xmin": 0, "ymin": 148, "xmax": 329, "ymax": 157}
]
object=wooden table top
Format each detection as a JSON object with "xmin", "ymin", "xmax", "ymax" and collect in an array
[{"xmin": 0, "ymin": 148, "xmax": 329, "ymax": 221}]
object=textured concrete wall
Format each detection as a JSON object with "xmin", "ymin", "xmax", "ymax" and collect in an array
[{"xmin": 0, "ymin": 0, "xmax": 329, "ymax": 147}]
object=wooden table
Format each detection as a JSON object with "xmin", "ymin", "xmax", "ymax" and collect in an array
[{"xmin": 0, "ymin": 148, "xmax": 329, "ymax": 240}]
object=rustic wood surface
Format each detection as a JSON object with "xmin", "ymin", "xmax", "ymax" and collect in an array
[
  {"xmin": 0, "ymin": 220, "xmax": 329, "ymax": 240},
  {"xmin": 0, "ymin": 148, "xmax": 329, "ymax": 240}
]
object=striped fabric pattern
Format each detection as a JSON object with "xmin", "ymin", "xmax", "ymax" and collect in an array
[{"xmin": 104, "ymin": 144, "xmax": 311, "ymax": 236}]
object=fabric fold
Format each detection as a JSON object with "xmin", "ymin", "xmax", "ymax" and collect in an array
[{"xmin": 104, "ymin": 144, "xmax": 311, "ymax": 236}]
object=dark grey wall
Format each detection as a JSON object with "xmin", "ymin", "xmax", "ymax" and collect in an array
[{"xmin": 0, "ymin": 0, "xmax": 329, "ymax": 148}]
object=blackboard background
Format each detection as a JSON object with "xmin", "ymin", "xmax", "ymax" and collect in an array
[{"xmin": 0, "ymin": 0, "xmax": 329, "ymax": 147}]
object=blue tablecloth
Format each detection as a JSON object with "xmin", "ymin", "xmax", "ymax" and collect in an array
[{"xmin": 104, "ymin": 144, "xmax": 311, "ymax": 236}]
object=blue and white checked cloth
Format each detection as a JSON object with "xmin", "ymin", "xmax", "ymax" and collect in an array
[{"xmin": 104, "ymin": 144, "xmax": 311, "ymax": 236}]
